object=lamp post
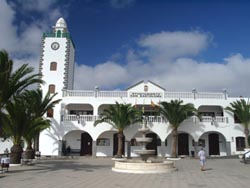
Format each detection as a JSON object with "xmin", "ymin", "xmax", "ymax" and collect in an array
[
  {"xmin": 223, "ymin": 88, "xmax": 227, "ymax": 100},
  {"xmin": 95, "ymin": 86, "xmax": 99, "ymax": 98},
  {"xmin": 192, "ymin": 88, "xmax": 197, "ymax": 99}
]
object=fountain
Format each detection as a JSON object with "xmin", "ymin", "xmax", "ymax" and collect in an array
[
  {"xmin": 133, "ymin": 120, "xmax": 155, "ymax": 161},
  {"xmin": 112, "ymin": 119, "xmax": 176, "ymax": 174}
]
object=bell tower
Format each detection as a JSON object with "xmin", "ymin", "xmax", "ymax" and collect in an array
[
  {"xmin": 38, "ymin": 18, "xmax": 75, "ymax": 155},
  {"xmin": 39, "ymin": 17, "xmax": 75, "ymax": 97}
]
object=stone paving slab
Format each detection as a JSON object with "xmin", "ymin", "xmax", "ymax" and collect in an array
[{"xmin": 0, "ymin": 157, "xmax": 249, "ymax": 188}]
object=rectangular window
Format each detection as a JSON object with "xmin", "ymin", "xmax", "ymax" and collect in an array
[
  {"xmin": 69, "ymin": 110, "xmax": 93, "ymax": 115},
  {"xmin": 49, "ymin": 84, "xmax": 55, "ymax": 94},
  {"xmin": 47, "ymin": 108, "xmax": 54, "ymax": 118},
  {"xmin": 234, "ymin": 114, "xmax": 241, "ymax": 123},
  {"xmin": 198, "ymin": 139, "xmax": 205, "ymax": 147},
  {"xmin": 236, "ymin": 137, "xmax": 245, "ymax": 151},
  {"xmin": 50, "ymin": 62, "xmax": 57, "ymax": 71},
  {"xmin": 97, "ymin": 138, "xmax": 110, "ymax": 146}
]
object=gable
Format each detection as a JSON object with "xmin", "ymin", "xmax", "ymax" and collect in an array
[{"xmin": 127, "ymin": 80, "xmax": 165, "ymax": 98}]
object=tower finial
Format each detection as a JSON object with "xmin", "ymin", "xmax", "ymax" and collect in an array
[{"xmin": 55, "ymin": 17, "xmax": 67, "ymax": 28}]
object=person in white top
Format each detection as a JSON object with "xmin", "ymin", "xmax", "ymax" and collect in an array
[{"xmin": 198, "ymin": 147, "xmax": 206, "ymax": 171}]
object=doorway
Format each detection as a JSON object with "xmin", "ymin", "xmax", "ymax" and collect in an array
[
  {"xmin": 208, "ymin": 133, "xmax": 220, "ymax": 155},
  {"xmin": 80, "ymin": 132, "xmax": 92, "ymax": 156},
  {"xmin": 178, "ymin": 133, "xmax": 189, "ymax": 155}
]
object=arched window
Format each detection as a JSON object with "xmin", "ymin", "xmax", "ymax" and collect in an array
[
  {"xmin": 57, "ymin": 30, "xmax": 61, "ymax": 37},
  {"xmin": 49, "ymin": 84, "xmax": 55, "ymax": 94},
  {"xmin": 47, "ymin": 108, "xmax": 54, "ymax": 118},
  {"xmin": 50, "ymin": 62, "xmax": 57, "ymax": 71},
  {"xmin": 236, "ymin": 137, "xmax": 245, "ymax": 151}
]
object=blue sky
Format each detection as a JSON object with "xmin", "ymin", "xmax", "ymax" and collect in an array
[{"xmin": 1, "ymin": 0, "xmax": 250, "ymax": 96}]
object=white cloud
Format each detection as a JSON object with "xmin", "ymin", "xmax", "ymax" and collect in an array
[
  {"xmin": 1, "ymin": 1, "xmax": 249, "ymax": 97},
  {"xmin": 0, "ymin": 0, "xmax": 65, "ymax": 71},
  {"xmin": 0, "ymin": 0, "xmax": 18, "ymax": 53},
  {"xmin": 138, "ymin": 31, "xmax": 211, "ymax": 62},
  {"xmin": 73, "ymin": 31, "xmax": 250, "ymax": 97},
  {"xmin": 74, "ymin": 61, "xmax": 129, "ymax": 90}
]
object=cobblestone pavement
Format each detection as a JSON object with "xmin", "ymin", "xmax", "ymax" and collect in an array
[{"xmin": 0, "ymin": 157, "xmax": 249, "ymax": 188}]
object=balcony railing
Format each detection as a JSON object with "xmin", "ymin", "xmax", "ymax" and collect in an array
[
  {"xmin": 200, "ymin": 116, "xmax": 228, "ymax": 123},
  {"xmin": 196, "ymin": 92, "xmax": 225, "ymax": 99},
  {"xmin": 62, "ymin": 115, "xmax": 228, "ymax": 124},
  {"xmin": 164, "ymin": 92, "xmax": 193, "ymax": 99},
  {"xmin": 63, "ymin": 115, "xmax": 97, "ymax": 122},
  {"xmin": 43, "ymin": 32, "xmax": 71, "ymax": 39},
  {"xmin": 62, "ymin": 89, "xmax": 226, "ymax": 99},
  {"xmin": 63, "ymin": 90, "xmax": 95, "ymax": 97},
  {"xmin": 98, "ymin": 91, "xmax": 128, "ymax": 98}
]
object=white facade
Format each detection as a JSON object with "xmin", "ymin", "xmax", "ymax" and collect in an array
[{"xmin": 2, "ymin": 18, "xmax": 246, "ymax": 157}]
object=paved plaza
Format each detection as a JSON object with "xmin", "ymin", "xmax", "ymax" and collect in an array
[{"xmin": 0, "ymin": 157, "xmax": 249, "ymax": 188}]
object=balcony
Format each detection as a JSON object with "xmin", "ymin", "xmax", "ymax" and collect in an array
[
  {"xmin": 62, "ymin": 115, "xmax": 228, "ymax": 125},
  {"xmin": 63, "ymin": 115, "xmax": 97, "ymax": 122},
  {"xmin": 200, "ymin": 116, "xmax": 228, "ymax": 123},
  {"xmin": 62, "ymin": 90, "xmax": 225, "ymax": 99},
  {"xmin": 43, "ymin": 32, "xmax": 71, "ymax": 39}
]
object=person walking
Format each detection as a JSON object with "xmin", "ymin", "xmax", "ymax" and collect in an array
[{"xmin": 198, "ymin": 147, "xmax": 206, "ymax": 171}]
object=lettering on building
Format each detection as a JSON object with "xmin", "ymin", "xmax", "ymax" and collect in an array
[{"xmin": 130, "ymin": 92, "xmax": 162, "ymax": 98}]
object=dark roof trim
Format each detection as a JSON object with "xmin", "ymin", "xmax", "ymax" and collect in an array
[{"xmin": 126, "ymin": 80, "xmax": 144, "ymax": 90}]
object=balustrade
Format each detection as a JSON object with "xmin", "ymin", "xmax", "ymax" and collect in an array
[
  {"xmin": 63, "ymin": 115, "xmax": 98, "ymax": 122},
  {"xmin": 97, "ymin": 91, "xmax": 128, "ymax": 98},
  {"xmin": 200, "ymin": 116, "xmax": 228, "ymax": 123},
  {"xmin": 62, "ymin": 115, "xmax": 228, "ymax": 125},
  {"xmin": 164, "ymin": 92, "xmax": 193, "ymax": 99},
  {"xmin": 62, "ymin": 90, "xmax": 225, "ymax": 99}
]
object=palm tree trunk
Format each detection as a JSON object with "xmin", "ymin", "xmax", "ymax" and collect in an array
[
  {"xmin": 244, "ymin": 127, "xmax": 249, "ymax": 148},
  {"xmin": 25, "ymin": 142, "xmax": 35, "ymax": 159},
  {"xmin": 171, "ymin": 128, "xmax": 178, "ymax": 158},
  {"xmin": 116, "ymin": 131, "xmax": 124, "ymax": 158},
  {"xmin": 10, "ymin": 144, "xmax": 23, "ymax": 164},
  {"xmin": 34, "ymin": 133, "xmax": 40, "ymax": 152}
]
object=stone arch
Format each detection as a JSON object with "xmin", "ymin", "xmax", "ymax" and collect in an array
[
  {"xmin": 165, "ymin": 130, "xmax": 196, "ymax": 157},
  {"xmin": 62, "ymin": 130, "xmax": 93, "ymax": 156},
  {"xmin": 198, "ymin": 131, "xmax": 228, "ymax": 156},
  {"xmin": 65, "ymin": 103, "xmax": 94, "ymax": 115},
  {"xmin": 96, "ymin": 130, "xmax": 118, "ymax": 157},
  {"xmin": 97, "ymin": 103, "xmax": 113, "ymax": 115},
  {"xmin": 197, "ymin": 105, "xmax": 224, "ymax": 117}
]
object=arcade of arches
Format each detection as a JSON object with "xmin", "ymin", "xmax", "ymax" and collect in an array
[{"xmin": 62, "ymin": 130, "xmax": 234, "ymax": 157}]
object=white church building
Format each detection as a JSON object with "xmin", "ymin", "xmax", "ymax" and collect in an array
[{"xmin": 2, "ymin": 18, "xmax": 247, "ymax": 158}]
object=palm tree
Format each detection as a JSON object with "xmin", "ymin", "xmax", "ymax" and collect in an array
[
  {"xmin": 2, "ymin": 89, "xmax": 61, "ymax": 162},
  {"xmin": 0, "ymin": 50, "xmax": 43, "ymax": 139},
  {"xmin": 94, "ymin": 102, "xmax": 142, "ymax": 158},
  {"xmin": 0, "ymin": 50, "xmax": 42, "ymax": 111},
  {"xmin": 2, "ymin": 96, "xmax": 30, "ymax": 164},
  {"xmin": 159, "ymin": 100, "xmax": 198, "ymax": 158},
  {"xmin": 22, "ymin": 89, "xmax": 61, "ymax": 157},
  {"xmin": 225, "ymin": 99, "xmax": 250, "ymax": 148},
  {"xmin": 23, "ymin": 117, "xmax": 50, "ymax": 159}
]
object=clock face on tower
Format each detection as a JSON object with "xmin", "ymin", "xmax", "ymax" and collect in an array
[{"xmin": 51, "ymin": 42, "xmax": 60, "ymax": 50}]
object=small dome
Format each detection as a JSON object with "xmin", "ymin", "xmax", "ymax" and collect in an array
[{"xmin": 55, "ymin": 17, "xmax": 67, "ymax": 28}]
